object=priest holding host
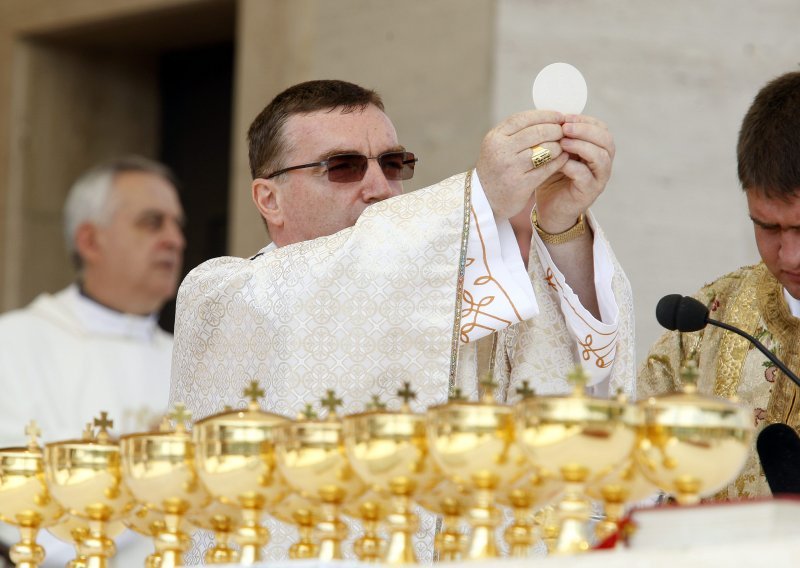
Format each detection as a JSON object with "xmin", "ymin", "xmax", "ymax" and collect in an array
[
  {"xmin": 639, "ymin": 71, "xmax": 800, "ymax": 500},
  {"xmin": 169, "ymin": 79, "xmax": 635, "ymax": 559}
]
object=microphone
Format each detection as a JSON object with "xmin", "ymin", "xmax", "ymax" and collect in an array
[
  {"xmin": 756, "ymin": 422, "xmax": 800, "ymax": 495},
  {"xmin": 655, "ymin": 294, "xmax": 800, "ymax": 389}
]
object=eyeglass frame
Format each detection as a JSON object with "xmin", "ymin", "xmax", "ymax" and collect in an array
[{"xmin": 263, "ymin": 150, "xmax": 418, "ymax": 182}]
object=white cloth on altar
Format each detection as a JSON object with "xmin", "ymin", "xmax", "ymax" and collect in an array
[{"xmin": 0, "ymin": 283, "xmax": 173, "ymax": 566}]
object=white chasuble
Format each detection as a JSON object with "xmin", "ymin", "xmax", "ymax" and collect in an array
[{"xmin": 170, "ymin": 171, "xmax": 633, "ymax": 562}]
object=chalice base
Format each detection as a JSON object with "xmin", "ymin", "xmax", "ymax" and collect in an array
[
  {"xmin": 465, "ymin": 502, "xmax": 500, "ymax": 559},
  {"xmin": 315, "ymin": 517, "xmax": 348, "ymax": 561},
  {"xmin": 235, "ymin": 516, "xmax": 269, "ymax": 565},
  {"xmin": 552, "ymin": 491, "xmax": 593, "ymax": 554},
  {"xmin": 384, "ymin": 506, "xmax": 419, "ymax": 564}
]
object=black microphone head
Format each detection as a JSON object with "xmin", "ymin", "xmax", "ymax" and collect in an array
[
  {"xmin": 674, "ymin": 296, "xmax": 710, "ymax": 332},
  {"xmin": 757, "ymin": 423, "xmax": 800, "ymax": 495},
  {"xmin": 655, "ymin": 294, "xmax": 683, "ymax": 331}
]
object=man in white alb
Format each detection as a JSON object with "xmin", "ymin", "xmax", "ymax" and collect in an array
[
  {"xmin": 0, "ymin": 156, "xmax": 185, "ymax": 566},
  {"xmin": 169, "ymin": 80, "xmax": 635, "ymax": 562}
]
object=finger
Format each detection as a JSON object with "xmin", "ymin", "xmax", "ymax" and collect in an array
[
  {"xmin": 511, "ymin": 123, "xmax": 564, "ymax": 153},
  {"xmin": 560, "ymin": 158, "xmax": 598, "ymax": 195},
  {"xmin": 525, "ymin": 149, "xmax": 569, "ymax": 176},
  {"xmin": 561, "ymin": 131, "xmax": 615, "ymax": 165},
  {"xmin": 566, "ymin": 123, "xmax": 614, "ymax": 160},
  {"xmin": 563, "ymin": 114, "xmax": 608, "ymax": 130},
  {"xmin": 497, "ymin": 109, "xmax": 565, "ymax": 136}
]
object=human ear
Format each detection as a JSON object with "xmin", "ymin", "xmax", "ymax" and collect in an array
[
  {"xmin": 252, "ymin": 178, "xmax": 283, "ymax": 229},
  {"xmin": 74, "ymin": 222, "xmax": 102, "ymax": 264}
]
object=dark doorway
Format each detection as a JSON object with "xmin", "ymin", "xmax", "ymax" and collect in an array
[{"xmin": 157, "ymin": 42, "xmax": 233, "ymax": 332}]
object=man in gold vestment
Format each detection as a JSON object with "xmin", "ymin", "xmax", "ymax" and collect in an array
[{"xmin": 639, "ymin": 71, "xmax": 800, "ymax": 500}]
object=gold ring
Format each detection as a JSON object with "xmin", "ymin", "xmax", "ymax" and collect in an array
[{"xmin": 530, "ymin": 145, "xmax": 552, "ymax": 169}]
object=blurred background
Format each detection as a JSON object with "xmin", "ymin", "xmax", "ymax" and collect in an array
[{"xmin": 0, "ymin": 0, "xmax": 798, "ymax": 360}]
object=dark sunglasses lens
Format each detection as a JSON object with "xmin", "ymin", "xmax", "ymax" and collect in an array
[
  {"xmin": 379, "ymin": 152, "xmax": 417, "ymax": 180},
  {"xmin": 326, "ymin": 154, "xmax": 368, "ymax": 183}
]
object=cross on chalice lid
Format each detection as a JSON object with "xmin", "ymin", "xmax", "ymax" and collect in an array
[
  {"xmin": 243, "ymin": 380, "xmax": 265, "ymax": 410},
  {"xmin": 298, "ymin": 403, "xmax": 318, "ymax": 420},
  {"xmin": 479, "ymin": 374, "xmax": 499, "ymax": 403},
  {"xmin": 93, "ymin": 411, "xmax": 114, "ymax": 442},
  {"xmin": 679, "ymin": 360, "xmax": 700, "ymax": 393},
  {"xmin": 82, "ymin": 422, "xmax": 95, "ymax": 441},
  {"xmin": 169, "ymin": 403, "xmax": 192, "ymax": 433},
  {"xmin": 449, "ymin": 387, "xmax": 466, "ymax": 402},
  {"xmin": 366, "ymin": 394, "xmax": 387, "ymax": 411},
  {"xmin": 396, "ymin": 382, "xmax": 417, "ymax": 411},
  {"xmin": 320, "ymin": 390, "xmax": 343, "ymax": 419},
  {"xmin": 515, "ymin": 380, "xmax": 535, "ymax": 400},
  {"xmin": 25, "ymin": 420, "xmax": 41, "ymax": 450},
  {"xmin": 567, "ymin": 366, "xmax": 589, "ymax": 395}
]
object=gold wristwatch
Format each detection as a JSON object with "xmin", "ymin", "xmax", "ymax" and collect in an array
[{"xmin": 531, "ymin": 209, "xmax": 587, "ymax": 245}]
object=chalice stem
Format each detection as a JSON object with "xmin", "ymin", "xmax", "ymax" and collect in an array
[
  {"xmin": 466, "ymin": 488, "xmax": 499, "ymax": 559},
  {"xmin": 384, "ymin": 494, "xmax": 418, "ymax": 564},
  {"xmin": 9, "ymin": 525, "xmax": 45, "ymax": 568}
]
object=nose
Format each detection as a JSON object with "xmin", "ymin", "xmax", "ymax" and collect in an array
[
  {"xmin": 361, "ymin": 159, "xmax": 401, "ymax": 203},
  {"xmin": 778, "ymin": 230, "xmax": 800, "ymax": 267},
  {"xmin": 163, "ymin": 218, "xmax": 186, "ymax": 252}
]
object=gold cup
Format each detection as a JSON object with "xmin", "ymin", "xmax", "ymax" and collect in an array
[
  {"xmin": 0, "ymin": 422, "xmax": 64, "ymax": 568},
  {"xmin": 426, "ymin": 380, "xmax": 529, "ymax": 559},
  {"xmin": 343, "ymin": 385, "xmax": 440, "ymax": 564},
  {"xmin": 44, "ymin": 413, "xmax": 136, "ymax": 568},
  {"xmin": 193, "ymin": 381, "xmax": 289, "ymax": 565},
  {"xmin": 516, "ymin": 369, "xmax": 638, "ymax": 554},
  {"xmin": 275, "ymin": 391, "xmax": 366, "ymax": 561},
  {"xmin": 634, "ymin": 362, "xmax": 753, "ymax": 505},
  {"xmin": 120, "ymin": 405, "xmax": 209, "ymax": 567}
]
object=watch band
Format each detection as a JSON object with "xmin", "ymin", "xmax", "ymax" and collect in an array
[{"xmin": 531, "ymin": 209, "xmax": 586, "ymax": 245}]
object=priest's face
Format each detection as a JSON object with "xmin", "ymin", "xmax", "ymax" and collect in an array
[
  {"xmin": 259, "ymin": 104, "xmax": 404, "ymax": 247},
  {"xmin": 748, "ymin": 189, "xmax": 800, "ymax": 299},
  {"xmin": 92, "ymin": 171, "xmax": 186, "ymax": 312}
]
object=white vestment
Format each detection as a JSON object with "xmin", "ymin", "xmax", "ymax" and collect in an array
[
  {"xmin": 0, "ymin": 284, "xmax": 173, "ymax": 566},
  {"xmin": 170, "ymin": 171, "xmax": 635, "ymax": 563}
]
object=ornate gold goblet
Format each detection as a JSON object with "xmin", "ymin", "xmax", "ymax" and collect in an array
[
  {"xmin": 275, "ymin": 391, "xmax": 366, "ymax": 561},
  {"xmin": 516, "ymin": 370, "xmax": 638, "ymax": 554},
  {"xmin": 193, "ymin": 381, "xmax": 289, "ymax": 565},
  {"xmin": 634, "ymin": 362, "xmax": 753, "ymax": 505},
  {"xmin": 44, "ymin": 413, "xmax": 136, "ymax": 568},
  {"xmin": 121, "ymin": 405, "xmax": 209, "ymax": 567},
  {"xmin": 426, "ymin": 380, "xmax": 529, "ymax": 559},
  {"xmin": 343, "ymin": 385, "xmax": 440, "ymax": 564},
  {"xmin": 0, "ymin": 422, "xmax": 64, "ymax": 568}
]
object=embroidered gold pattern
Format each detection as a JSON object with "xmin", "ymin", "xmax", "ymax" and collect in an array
[
  {"xmin": 757, "ymin": 266, "xmax": 800, "ymax": 426},
  {"xmin": 448, "ymin": 170, "xmax": 473, "ymax": 397},
  {"xmin": 713, "ymin": 266, "xmax": 762, "ymax": 399}
]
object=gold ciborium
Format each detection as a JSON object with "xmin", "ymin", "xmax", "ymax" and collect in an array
[
  {"xmin": 343, "ymin": 385, "xmax": 440, "ymax": 564},
  {"xmin": 0, "ymin": 422, "xmax": 64, "ymax": 568},
  {"xmin": 276, "ymin": 391, "xmax": 366, "ymax": 561},
  {"xmin": 121, "ymin": 405, "xmax": 209, "ymax": 567},
  {"xmin": 193, "ymin": 381, "xmax": 289, "ymax": 565},
  {"xmin": 44, "ymin": 414, "xmax": 136, "ymax": 568},
  {"xmin": 426, "ymin": 381, "xmax": 529, "ymax": 559},
  {"xmin": 634, "ymin": 361, "xmax": 753, "ymax": 505},
  {"xmin": 516, "ymin": 369, "xmax": 638, "ymax": 554}
]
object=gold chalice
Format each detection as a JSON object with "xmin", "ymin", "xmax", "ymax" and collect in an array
[
  {"xmin": 120, "ymin": 405, "xmax": 209, "ymax": 567},
  {"xmin": 44, "ymin": 414, "xmax": 136, "ymax": 568},
  {"xmin": 185, "ymin": 500, "xmax": 242, "ymax": 564},
  {"xmin": 426, "ymin": 380, "xmax": 529, "ymax": 559},
  {"xmin": 0, "ymin": 422, "xmax": 64, "ymax": 568},
  {"xmin": 47, "ymin": 515, "xmax": 127, "ymax": 568},
  {"xmin": 275, "ymin": 391, "xmax": 366, "ymax": 561},
  {"xmin": 634, "ymin": 362, "xmax": 753, "ymax": 505},
  {"xmin": 516, "ymin": 369, "xmax": 638, "ymax": 554},
  {"xmin": 415, "ymin": 477, "xmax": 471, "ymax": 561},
  {"xmin": 193, "ymin": 381, "xmax": 289, "ymax": 565},
  {"xmin": 343, "ymin": 385, "xmax": 440, "ymax": 564}
]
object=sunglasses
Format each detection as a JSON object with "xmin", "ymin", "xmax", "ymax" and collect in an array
[{"xmin": 265, "ymin": 151, "xmax": 418, "ymax": 183}]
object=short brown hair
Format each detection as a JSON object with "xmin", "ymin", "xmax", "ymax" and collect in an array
[
  {"xmin": 247, "ymin": 80, "xmax": 384, "ymax": 179},
  {"xmin": 737, "ymin": 71, "xmax": 800, "ymax": 199}
]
